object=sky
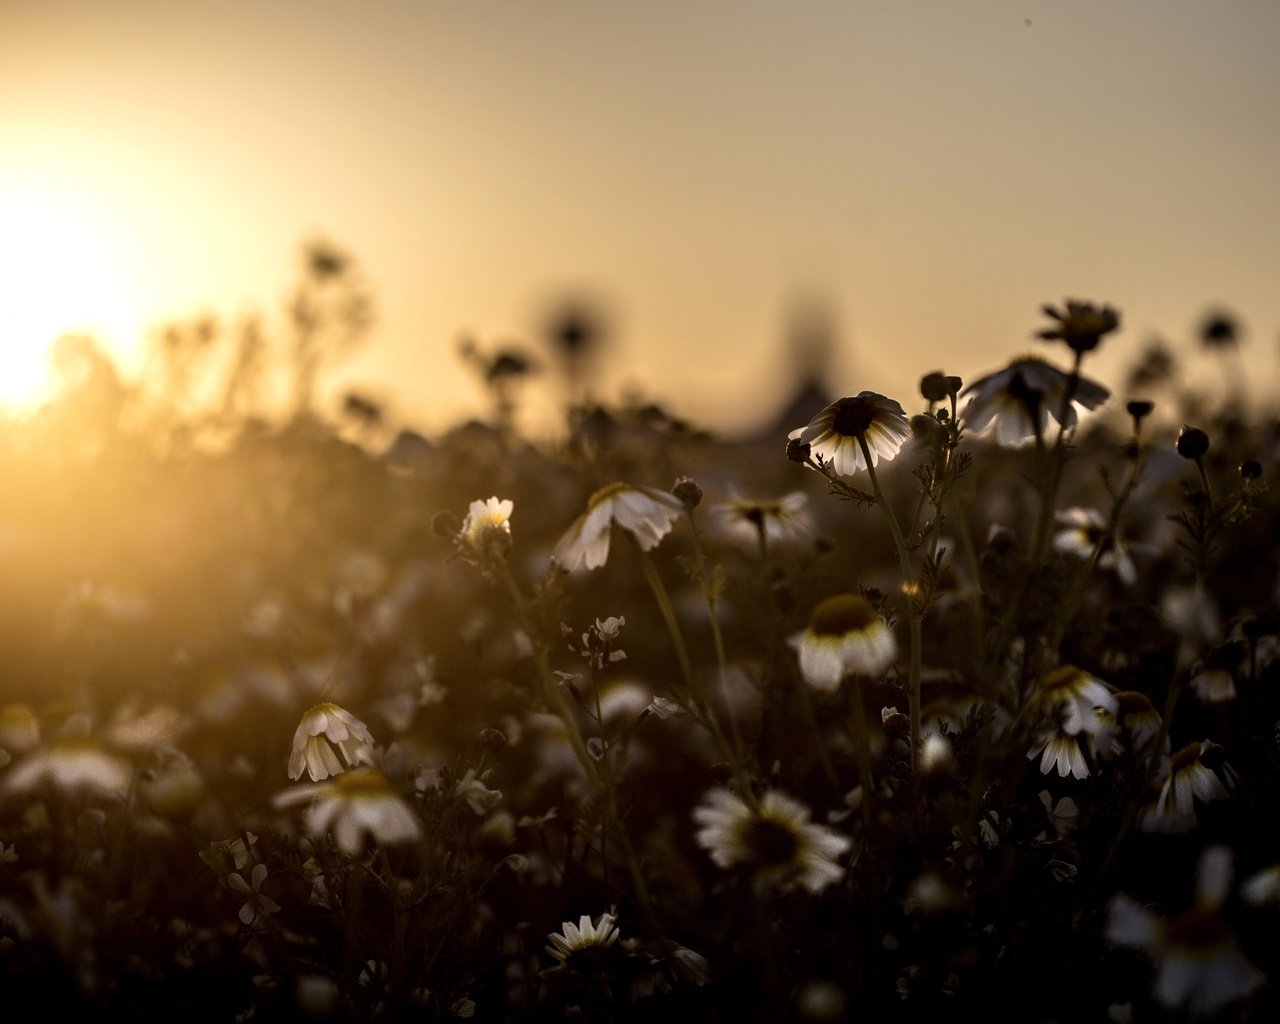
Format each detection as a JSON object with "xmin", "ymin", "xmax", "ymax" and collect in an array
[{"xmin": 2, "ymin": 0, "xmax": 1279, "ymax": 434}]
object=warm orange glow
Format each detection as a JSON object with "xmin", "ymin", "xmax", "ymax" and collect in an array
[{"xmin": 0, "ymin": 182, "xmax": 139, "ymax": 408}]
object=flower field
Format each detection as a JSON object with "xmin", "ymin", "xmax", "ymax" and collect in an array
[{"xmin": 1, "ymin": 298, "xmax": 1278, "ymax": 1021}]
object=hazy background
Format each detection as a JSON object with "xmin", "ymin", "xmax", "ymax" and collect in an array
[{"xmin": 3, "ymin": 0, "xmax": 1279, "ymax": 434}]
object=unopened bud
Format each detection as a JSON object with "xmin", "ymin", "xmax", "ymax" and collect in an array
[
  {"xmin": 671, "ymin": 476, "xmax": 703, "ymax": 508},
  {"xmin": 786, "ymin": 437, "xmax": 811, "ymax": 463},
  {"xmin": 1176, "ymin": 425, "xmax": 1210, "ymax": 460}
]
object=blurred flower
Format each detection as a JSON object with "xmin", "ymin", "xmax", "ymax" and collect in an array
[
  {"xmin": 274, "ymin": 768, "xmax": 422, "ymax": 856},
  {"xmin": 552, "ymin": 482, "xmax": 685, "ymax": 573},
  {"xmin": 454, "ymin": 768, "xmax": 503, "ymax": 816},
  {"xmin": 791, "ymin": 392, "xmax": 911, "ymax": 476},
  {"xmin": 288, "ymin": 702, "xmax": 375, "ymax": 782},
  {"xmin": 693, "ymin": 787, "xmax": 850, "ymax": 893},
  {"xmin": 0, "ymin": 703, "xmax": 40, "ymax": 756},
  {"xmin": 713, "ymin": 491, "xmax": 812, "ymax": 550},
  {"xmin": 3, "ymin": 737, "xmax": 131, "ymax": 798},
  {"xmin": 792, "ymin": 594, "xmax": 897, "ymax": 691},
  {"xmin": 1140, "ymin": 741, "xmax": 1234, "ymax": 834},
  {"xmin": 1176, "ymin": 425, "xmax": 1210, "ymax": 461},
  {"xmin": 961, "ymin": 356, "xmax": 1110, "ymax": 446},
  {"xmin": 544, "ymin": 911, "xmax": 622, "ymax": 975},
  {"xmin": 457, "ymin": 496, "xmax": 513, "ymax": 563},
  {"xmin": 1052, "ymin": 507, "xmax": 1137, "ymax": 586},
  {"xmin": 1037, "ymin": 298, "xmax": 1121, "ymax": 354},
  {"xmin": 227, "ymin": 863, "xmax": 281, "ymax": 925},
  {"xmin": 1107, "ymin": 845, "xmax": 1263, "ymax": 1015},
  {"xmin": 1095, "ymin": 691, "xmax": 1165, "ymax": 760},
  {"xmin": 1241, "ymin": 865, "xmax": 1280, "ymax": 906},
  {"xmin": 1199, "ymin": 310, "xmax": 1239, "ymax": 349},
  {"xmin": 1036, "ymin": 665, "xmax": 1118, "ymax": 737},
  {"xmin": 200, "ymin": 834, "xmax": 258, "ymax": 875}
]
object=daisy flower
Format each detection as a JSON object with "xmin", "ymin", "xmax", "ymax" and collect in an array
[
  {"xmin": 1139, "ymin": 741, "xmax": 1234, "ymax": 834},
  {"xmin": 1107, "ymin": 845, "xmax": 1263, "ymax": 1016},
  {"xmin": 792, "ymin": 594, "xmax": 897, "ymax": 691},
  {"xmin": 552, "ymin": 482, "xmax": 685, "ymax": 572},
  {"xmin": 713, "ymin": 491, "xmax": 811, "ymax": 551},
  {"xmin": 543, "ymin": 911, "xmax": 622, "ymax": 975},
  {"xmin": 274, "ymin": 767, "xmax": 422, "ymax": 856},
  {"xmin": 1094, "ymin": 691, "xmax": 1165, "ymax": 760},
  {"xmin": 1036, "ymin": 665, "xmax": 1118, "ymax": 737},
  {"xmin": 457, "ymin": 496, "xmax": 514, "ymax": 563},
  {"xmin": 288, "ymin": 702, "xmax": 375, "ymax": 782},
  {"xmin": 791, "ymin": 392, "xmax": 912, "ymax": 477},
  {"xmin": 693, "ymin": 787, "xmax": 850, "ymax": 894},
  {"xmin": 960, "ymin": 356, "xmax": 1109, "ymax": 446},
  {"xmin": 1036, "ymin": 298, "xmax": 1121, "ymax": 355},
  {"xmin": 3, "ymin": 737, "xmax": 132, "ymax": 798},
  {"xmin": 1051, "ymin": 507, "xmax": 1138, "ymax": 586},
  {"xmin": 1027, "ymin": 729, "xmax": 1090, "ymax": 780}
]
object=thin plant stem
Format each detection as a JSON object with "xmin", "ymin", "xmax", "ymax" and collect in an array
[
  {"xmin": 630, "ymin": 538, "xmax": 757, "ymax": 807},
  {"xmin": 847, "ymin": 675, "xmax": 874, "ymax": 827},
  {"xmin": 857, "ymin": 434, "xmax": 922, "ymax": 775}
]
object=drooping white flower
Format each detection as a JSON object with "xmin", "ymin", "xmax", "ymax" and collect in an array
[
  {"xmin": 792, "ymin": 594, "xmax": 897, "ymax": 691},
  {"xmin": 552, "ymin": 482, "xmax": 684, "ymax": 573},
  {"xmin": 288, "ymin": 702, "xmax": 375, "ymax": 781},
  {"xmin": 961, "ymin": 356, "xmax": 1109, "ymax": 446},
  {"xmin": 544, "ymin": 912, "xmax": 622, "ymax": 974},
  {"xmin": 274, "ymin": 768, "xmax": 422, "ymax": 855}
]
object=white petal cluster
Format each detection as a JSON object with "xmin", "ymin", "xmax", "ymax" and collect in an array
[{"xmin": 553, "ymin": 483, "xmax": 684, "ymax": 573}]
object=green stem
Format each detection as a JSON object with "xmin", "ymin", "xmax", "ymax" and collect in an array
[
  {"xmin": 848, "ymin": 675, "xmax": 874, "ymax": 828},
  {"xmin": 493, "ymin": 564, "xmax": 598, "ymax": 784},
  {"xmin": 857, "ymin": 435, "xmax": 921, "ymax": 775},
  {"xmin": 632, "ymin": 539, "xmax": 756, "ymax": 807}
]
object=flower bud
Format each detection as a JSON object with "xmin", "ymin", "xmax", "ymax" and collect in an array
[
  {"xmin": 1176, "ymin": 425, "xmax": 1210, "ymax": 460},
  {"xmin": 786, "ymin": 437, "xmax": 811, "ymax": 463},
  {"xmin": 671, "ymin": 476, "xmax": 703, "ymax": 508}
]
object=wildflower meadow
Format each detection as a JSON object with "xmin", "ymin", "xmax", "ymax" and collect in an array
[{"xmin": 2, "ymin": 282, "xmax": 1278, "ymax": 1021}]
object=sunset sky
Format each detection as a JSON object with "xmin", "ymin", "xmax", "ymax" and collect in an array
[{"xmin": 3, "ymin": 0, "xmax": 1278, "ymax": 433}]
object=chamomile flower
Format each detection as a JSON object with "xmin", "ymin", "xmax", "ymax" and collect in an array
[
  {"xmin": 3, "ymin": 737, "xmax": 132, "ymax": 798},
  {"xmin": 457, "ymin": 496, "xmax": 514, "ymax": 563},
  {"xmin": 713, "ymin": 491, "xmax": 811, "ymax": 551},
  {"xmin": 693, "ymin": 787, "xmax": 850, "ymax": 894},
  {"xmin": 288, "ymin": 702, "xmax": 375, "ymax": 782},
  {"xmin": 543, "ymin": 912, "xmax": 622, "ymax": 975},
  {"xmin": 792, "ymin": 594, "xmax": 897, "ymax": 692},
  {"xmin": 1027, "ymin": 730, "xmax": 1090, "ymax": 780},
  {"xmin": 552, "ymin": 482, "xmax": 685, "ymax": 573},
  {"xmin": 1107, "ymin": 845, "xmax": 1263, "ymax": 1015},
  {"xmin": 1052, "ymin": 507, "xmax": 1138, "ymax": 586},
  {"xmin": 1095, "ymin": 691, "xmax": 1166, "ymax": 760},
  {"xmin": 961, "ymin": 356, "xmax": 1110, "ymax": 446},
  {"xmin": 1036, "ymin": 298, "xmax": 1121, "ymax": 355},
  {"xmin": 1139, "ymin": 741, "xmax": 1235, "ymax": 834},
  {"xmin": 1036, "ymin": 665, "xmax": 1118, "ymax": 737},
  {"xmin": 791, "ymin": 392, "xmax": 912, "ymax": 477},
  {"xmin": 274, "ymin": 767, "xmax": 422, "ymax": 856}
]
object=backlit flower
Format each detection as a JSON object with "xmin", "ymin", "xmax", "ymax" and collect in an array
[
  {"xmin": 792, "ymin": 594, "xmax": 897, "ymax": 691},
  {"xmin": 1037, "ymin": 298, "xmax": 1121, "ymax": 354},
  {"xmin": 1139, "ymin": 740, "xmax": 1234, "ymax": 834},
  {"xmin": 693, "ymin": 787, "xmax": 850, "ymax": 894},
  {"xmin": 288, "ymin": 702, "xmax": 375, "ymax": 782},
  {"xmin": 1107, "ymin": 845, "xmax": 1263, "ymax": 1015},
  {"xmin": 1052, "ymin": 507, "xmax": 1137, "ymax": 587},
  {"xmin": 552, "ymin": 482, "xmax": 685, "ymax": 572},
  {"xmin": 961, "ymin": 356, "xmax": 1110, "ymax": 446},
  {"xmin": 274, "ymin": 767, "xmax": 422, "ymax": 855},
  {"xmin": 3, "ymin": 737, "xmax": 131, "ymax": 798},
  {"xmin": 1095, "ymin": 691, "xmax": 1165, "ymax": 760},
  {"xmin": 544, "ymin": 912, "xmax": 622, "ymax": 975},
  {"xmin": 791, "ymin": 392, "xmax": 912, "ymax": 476},
  {"xmin": 1036, "ymin": 665, "xmax": 1117, "ymax": 737},
  {"xmin": 1027, "ymin": 729, "xmax": 1090, "ymax": 780},
  {"xmin": 713, "ymin": 491, "xmax": 811, "ymax": 550},
  {"xmin": 458, "ymin": 496, "xmax": 513, "ymax": 563}
]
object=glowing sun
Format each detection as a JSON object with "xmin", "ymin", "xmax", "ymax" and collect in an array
[{"xmin": 0, "ymin": 184, "xmax": 138, "ymax": 409}]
